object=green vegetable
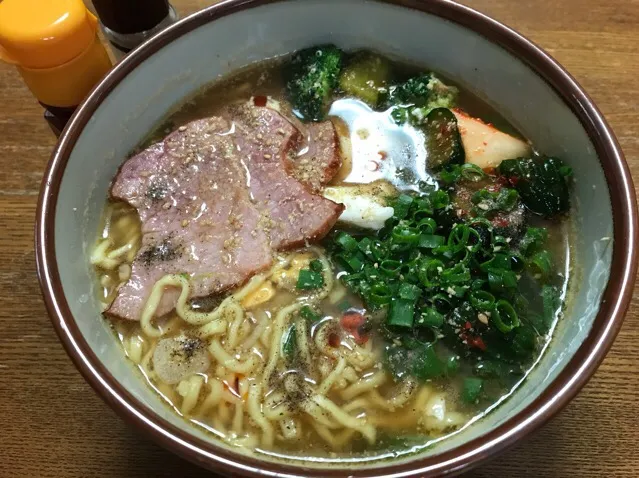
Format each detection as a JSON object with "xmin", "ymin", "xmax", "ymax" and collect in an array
[
  {"xmin": 491, "ymin": 300, "xmax": 520, "ymax": 333},
  {"xmin": 528, "ymin": 250, "xmax": 553, "ymax": 280},
  {"xmin": 416, "ymin": 308, "xmax": 445, "ymax": 328},
  {"xmin": 445, "ymin": 354, "xmax": 460, "ymax": 376},
  {"xmin": 471, "ymin": 187, "xmax": 520, "ymax": 217},
  {"xmin": 339, "ymin": 53, "xmax": 390, "ymax": 106},
  {"xmin": 411, "ymin": 343, "xmax": 446, "ymax": 379},
  {"xmin": 282, "ymin": 324, "xmax": 297, "ymax": 359},
  {"xmin": 498, "ymin": 156, "xmax": 571, "ymax": 218},
  {"xmin": 385, "ymin": 74, "xmax": 458, "ymax": 124},
  {"xmin": 519, "ymin": 227, "xmax": 548, "ymax": 256},
  {"xmin": 300, "ymin": 305, "xmax": 321, "ymax": 322},
  {"xmin": 439, "ymin": 163, "xmax": 487, "ymax": 184},
  {"xmin": 286, "ymin": 45, "xmax": 343, "ymax": 121},
  {"xmin": 329, "ymin": 180, "xmax": 564, "ymax": 383},
  {"xmin": 462, "ymin": 377, "xmax": 484, "ymax": 403},
  {"xmin": 296, "ymin": 268, "xmax": 324, "ymax": 290},
  {"xmin": 423, "ymin": 108, "xmax": 465, "ymax": 171},
  {"xmin": 388, "ymin": 298, "xmax": 416, "ymax": 328},
  {"xmin": 541, "ymin": 285, "xmax": 561, "ymax": 331}
]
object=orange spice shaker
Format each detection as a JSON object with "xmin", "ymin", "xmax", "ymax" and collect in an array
[{"xmin": 0, "ymin": 0, "xmax": 113, "ymax": 136}]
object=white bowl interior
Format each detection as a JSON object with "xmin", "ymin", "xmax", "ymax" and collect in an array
[{"xmin": 54, "ymin": 0, "xmax": 612, "ymax": 469}]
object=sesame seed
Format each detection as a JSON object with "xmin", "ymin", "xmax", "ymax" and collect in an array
[{"xmin": 264, "ymin": 153, "xmax": 272, "ymax": 159}]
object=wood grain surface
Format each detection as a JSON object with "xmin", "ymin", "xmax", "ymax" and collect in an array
[{"xmin": 0, "ymin": 1, "xmax": 637, "ymax": 477}]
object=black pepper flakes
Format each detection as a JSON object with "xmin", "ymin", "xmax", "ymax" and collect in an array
[{"xmin": 140, "ymin": 236, "xmax": 182, "ymax": 266}]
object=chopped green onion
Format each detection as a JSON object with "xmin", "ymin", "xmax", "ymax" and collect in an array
[
  {"xmin": 336, "ymin": 252, "xmax": 365, "ymax": 272},
  {"xmin": 300, "ymin": 305, "xmax": 321, "ymax": 322},
  {"xmin": 392, "ymin": 226, "xmax": 421, "ymax": 245},
  {"xmin": 310, "ymin": 259, "xmax": 323, "ymax": 272},
  {"xmin": 441, "ymin": 262, "xmax": 471, "ymax": 285},
  {"xmin": 445, "ymin": 354, "xmax": 460, "ymax": 376},
  {"xmin": 491, "ymin": 299, "xmax": 520, "ymax": 333},
  {"xmin": 418, "ymin": 259, "xmax": 444, "ymax": 287},
  {"xmin": 399, "ymin": 283, "xmax": 422, "ymax": 300},
  {"xmin": 296, "ymin": 268, "xmax": 324, "ymax": 290},
  {"xmin": 380, "ymin": 259, "xmax": 402, "ymax": 277},
  {"xmin": 419, "ymin": 234, "xmax": 445, "ymax": 249},
  {"xmin": 487, "ymin": 269, "xmax": 518, "ymax": 293},
  {"xmin": 528, "ymin": 250, "xmax": 553, "ymax": 279},
  {"xmin": 392, "ymin": 194, "xmax": 414, "ymax": 219},
  {"xmin": 462, "ymin": 377, "xmax": 484, "ymax": 403},
  {"xmin": 519, "ymin": 227, "xmax": 548, "ymax": 256},
  {"xmin": 387, "ymin": 298, "xmax": 416, "ymax": 328},
  {"xmin": 470, "ymin": 290, "xmax": 495, "ymax": 311},
  {"xmin": 368, "ymin": 283, "xmax": 393, "ymax": 306},
  {"xmin": 460, "ymin": 163, "xmax": 487, "ymax": 181},
  {"xmin": 335, "ymin": 231, "xmax": 359, "ymax": 252},
  {"xmin": 416, "ymin": 218, "xmax": 437, "ymax": 234},
  {"xmin": 416, "ymin": 308, "xmax": 444, "ymax": 328},
  {"xmin": 282, "ymin": 324, "xmax": 297, "ymax": 358},
  {"xmin": 411, "ymin": 343, "xmax": 445, "ymax": 379}
]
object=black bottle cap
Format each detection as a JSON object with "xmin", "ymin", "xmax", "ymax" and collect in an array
[{"xmin": 91, "ymin": 0, "xmax": 170, "ymax": 35}]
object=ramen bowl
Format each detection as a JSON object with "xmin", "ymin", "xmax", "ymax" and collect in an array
[{"xmin": 35, "ymin": 0, "xmax": 637, "ymax": 476}]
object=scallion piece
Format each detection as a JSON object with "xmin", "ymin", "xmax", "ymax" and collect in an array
[
  {"xmin": 470, "ymin": 290, "xmax": 495, "ymax": 311},
  {"xmin": 300, "ymin": 305, "xmax": 321, "ymax": 322},
  {"xmin": 462, "ymin": 377, "xmax": 484, "ymax": 403},
  {"xmin": 335, "ymin": 231, "xmax": 359, "ymax": 252},
  {"xmin": 368, "ymin": 283, "xmax": 393, "ymax": 306},
  {"xmin": 399, "ymin": 283, "xmax": 422, "ymax": 301},
  {"xmin": 296, "ymin": 268, "xmax": 324, "ymax": 290},
  {"xmin": 387, "ymin": 298, "xmax": 416, "ymax": 328},
  {"xmin": 529, "ymin": 250, "xmax": 553, "ymax": 279},
  {"xmin": 491, "ymin": 299, "xmax": 520, "ymax": 333},
  {"xmin": 380, "ymin": 259, "xmax": 402, "ymax": 277},
  {"xmin": 419, "ymin": 234, "xmax": 445, "ymax": 249},
  {"xmin": 392, "ymin": 226, "xmax": 421, "ymax": 245},
  {"xmin": 282, "ymin": 324, "xmax": 297, "ymax": 358},
  {"xmin": 460, "ymin": 163, "xmax": 487, "ymax": 181},
  {"xmin": 416, "ymin": 308, "xmax": 444, "ymax": 328}
]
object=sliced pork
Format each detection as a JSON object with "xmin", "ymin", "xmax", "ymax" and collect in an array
[
  {"xmin": 285, "ymin": 121, "xmax": 342, "ymax": 192},
  {"xmin": 107, "ymin": 106, "xmax": 343, "ymax": 321},
  {"xmin": 229, "ymin": 105, "xmax": 344, "ymax": 249}
]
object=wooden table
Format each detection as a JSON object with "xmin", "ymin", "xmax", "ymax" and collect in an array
[{"xmin": 1, "ymin": 1, "xmax": 637, "ymax": 476}]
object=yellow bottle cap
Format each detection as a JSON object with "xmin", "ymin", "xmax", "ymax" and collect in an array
[{"xmin": 0, "ymin": 0, "xmax": 99, "ymax": 69}]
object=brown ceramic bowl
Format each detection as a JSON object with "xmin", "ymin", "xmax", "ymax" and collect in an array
[{"xmin": 36, "ymin": 0, "xmax": 637, "ymax": 476}]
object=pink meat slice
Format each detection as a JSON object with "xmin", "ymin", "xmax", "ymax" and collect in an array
[
  {"xmin": 107, "ymin": 117, "xmax": 274, "ymax": 320},
  {"xmin": 229, "ymin": 105, "xmax": 344, "ymax": 249},
  {"xmin": 106, "ymin": 106, "xmax": 343, "ymax": 321},
  {"xmin": 284, "ymin": 121, "xmax": 342, "ymax": 192}
]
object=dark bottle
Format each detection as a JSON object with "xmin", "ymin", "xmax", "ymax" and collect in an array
[{"xmin": 91, "ymin": 0, "xmax": 178, "ymax": 58}]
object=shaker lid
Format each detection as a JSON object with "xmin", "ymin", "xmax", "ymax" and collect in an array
[
  {"xmin": 0, "ymin": 0, "xmax": 99, "ymax": 69},
  {"xmin": 91, "ymin": 0, "xmax": 171, "ymax": 35}
]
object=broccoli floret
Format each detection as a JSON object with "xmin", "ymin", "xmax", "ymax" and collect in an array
[
  {"xmin": 386, "ymin": 73, "xmax": 458, "ymax": 125},
  {"xmin": 286, "ymin": 45, "xmax": 344, "ymax": 121}
]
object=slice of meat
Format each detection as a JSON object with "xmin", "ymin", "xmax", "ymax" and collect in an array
[
  {"xmin": 107, "ymin": 106, "xmax": 343, "ymax": 321},
  {"xmin": 107, "ymin": 117, "xmax": 274, "ymax": 320},
  {"xmin": 285, "ymin": 120, "xmax": 342, "ymax": 191},
  {"xmin": 229, "ymin": 105, "xmax": 344, "ymax": 249}
]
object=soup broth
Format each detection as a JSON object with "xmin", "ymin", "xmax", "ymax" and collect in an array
[{"xmin": 92, "ymin": 47, "xmax": 572, "ymax": 462}]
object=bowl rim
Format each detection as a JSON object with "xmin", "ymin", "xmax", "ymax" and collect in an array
[{"xmin": 35, "ymin": 0, "xmax": 638, "ymax": 476}]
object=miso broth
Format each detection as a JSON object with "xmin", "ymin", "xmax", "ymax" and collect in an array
[{"xmin": 92, "ymin": 46, "xmax": 572, "ymax": 462}]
